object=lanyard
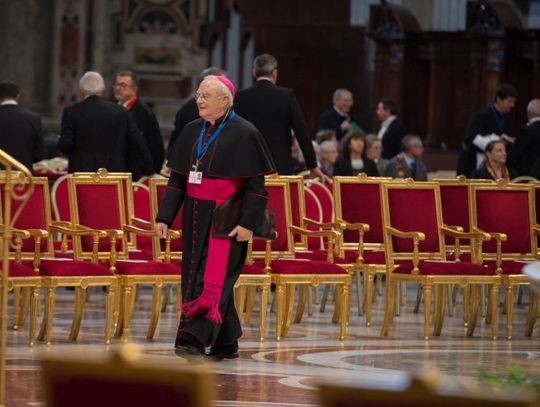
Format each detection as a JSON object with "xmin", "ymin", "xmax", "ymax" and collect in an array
[
  {"xmin": 195, "ymin": 110, "xmax": 236, "ymax": 166},
  {"xmin": 490, "ymin": 105, "xmax": 505, "ymax": 132}
]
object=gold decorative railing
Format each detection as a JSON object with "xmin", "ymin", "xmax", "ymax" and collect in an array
[{"xmin": 0, "ymin": 149, "xmax": 34, "ymax": 407}]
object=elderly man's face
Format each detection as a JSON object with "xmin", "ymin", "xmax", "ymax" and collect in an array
[
  {"xmin": 196, "ymin": 80, "xmax": 229, "ymax": 123},
  {"xmin": 409, "ymin": 140, "xmax": 424, "ymax": 160},
  {"xmin": 335, "ymin": 92, "xmax": 353, "ymax": 113},
  {"xmin": 113, "ymin": 75, "xmax": 137, "ymax": 103},
  {"xmin": 321, "ymin": 144, "xmax": 338, "ymax": 164}
]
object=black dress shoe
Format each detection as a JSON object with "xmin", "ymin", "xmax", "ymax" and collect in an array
[
  {"xmin": 207, "ymin": 342, "xmax": 239, "ymax": 361},
  {"xmin": 174, "ymin": 344, "xmax": 206, "ymax": 359}
]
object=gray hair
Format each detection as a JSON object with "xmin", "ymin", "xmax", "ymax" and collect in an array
[
  {"xmin": 253, "ymin": 54, "xmax": 278, "ymax": 78},
  {"xmin": 319, "ymin": 140, "xmax": 338, "ymax": 152},
  {"xmin": 201, "ymin": 75, "xmax": 233, "ymax": 107},
  {"xmin": 332, "ymin": 88, "xmax": 352, "ymax": 104},
  {"xmin": 79, "ymin": 71, "xmax": 105, "ymax": 97},
  {"xmin": 198, "ymin": 66, "xmax": 227, "ymax": 83},
  {"xmin": 401, "ymin": 135, "xmax": 423, "ymax": 152},
  {"xmin": 527, "ymin": 99, "xmax": 540, "ymax": 117}
]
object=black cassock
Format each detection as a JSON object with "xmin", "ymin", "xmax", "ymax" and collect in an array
[{"xmin": 156, "ymin": 112, "xmax": 275, "ymax": 350}]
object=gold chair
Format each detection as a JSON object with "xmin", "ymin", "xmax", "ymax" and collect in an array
[{"xmin": 379, "ymin": 179, "xmax": 500, "ymax": 340}]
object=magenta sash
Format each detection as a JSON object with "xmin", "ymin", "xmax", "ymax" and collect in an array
[{"xmin": 182, "ymin": 178, "xmax": 242, "ymax": 323}]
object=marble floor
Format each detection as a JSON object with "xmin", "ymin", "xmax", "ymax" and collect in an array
[{"xmin": 4, "ymin": 284, "xmax": 540, "ymax": 406}]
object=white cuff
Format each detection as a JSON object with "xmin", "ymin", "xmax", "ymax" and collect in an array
[{"xmin": 472, "ymin": 134, "xmax": 500, "ymax": 151}]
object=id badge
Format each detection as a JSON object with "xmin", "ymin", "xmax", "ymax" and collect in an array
[{"xmin": 188, "ymin": 171, "xmax": 203, "ymax": 184}]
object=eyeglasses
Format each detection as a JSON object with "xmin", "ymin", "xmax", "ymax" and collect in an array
[
  {"xmin": 195, "ymin": 92, "xmax": 214, "ymax": 102},
  {"xmin": 113, "ymin": 83, "xmax": 131, "ymax": 89}
]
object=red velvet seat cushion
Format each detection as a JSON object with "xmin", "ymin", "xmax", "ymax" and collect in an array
[
  {"xmin": 269, "ymin": 259, "xmax": 347, "ymax": 275},
  {"xmin": 127, "ymin": 249, "xmax": 154, "ymax": 261},
  {"xmin": 114, "ymin": 260, "xmax": 179, "ymax": 275},
  {"xmin": 295, "ymin": 249, "xmax": 360, "ymax": 264},
  {"xmin": 483, "ymin": 260, "xmax": 527, "ymax": 275},
  {"xmin": 363, "ymin": 250, "xmax": 387, "ymax": 264},
  {"xmin": 394, "ymin": 260, "xmax": 494, "ymax": 276},
  {"xmin": 9, "ymin": 262, "xmax": 38, "ymax": 277},
  {"xmin": 241, "ymin": 264, "xmax": 266, "ymax": 275},
  {"xmin": 38, "ymin": 258, "xmax": 113, "ymax": 276}
]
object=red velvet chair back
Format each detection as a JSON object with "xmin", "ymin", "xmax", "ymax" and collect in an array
[
  {"xmin": 470, "ymin": 182, "xmax": 536, "ymax": 257},
  {"xmin": 381, "ymin": 181, "xmax": 444, "ymax": 257},
  {"xmin": 0, "ymin": 177, "xmax": 54, "ymax": 256},
  {"xmin": 333, "ymin": 176, "xmax": 391, "ymax": 249},
  {"xmin": 133, "ymin": 182, "xmax": 152, "ymax": 250},
  {"xmin": 149, "ymin": 177, "xmax": 183, "ymax": 254},
  {"xmin": 284, "ymin": 176, "xmax": 308, "ymax": 249},
  {"xmin": 51, "ymin": 173, "xmax": 71, "ymax": 222},
  {"xmin": 305, "ymin": 180, "xmax": 333, "ymax": 223},
  {"xmin": 437, "ymin": 181, "xmax": 470, "ymax": 246},
  {"xmin": 69, "ymin": 176, "xmax": 128, "ymax": 258},
  {"xmin": 252, "ymin": 177, "xmax": 294, "ymax": 257}
]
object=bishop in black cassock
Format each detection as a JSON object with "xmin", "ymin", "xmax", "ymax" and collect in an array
[{"xmin": 156, "ymin": 75, "xmax": 275, "ymax": 360}]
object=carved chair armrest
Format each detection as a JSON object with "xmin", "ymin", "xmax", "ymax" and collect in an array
[
  {"xmin": 9, "ymin": 228, "xmax": 31, "ymax": 264},
  {"xmin": 131, "ymin": 217, "xmax": 153, "ymax": 228},
  {"xmin": 386, "ymin": 226, "xmax": 425, "ymax": 274},
  {"xmin": 533, "ymin": 225, "xmax": 540, "ymax": 236},
  {"xmin": 337, "ymin": 219, "xmax": 371, "ymax": 263},
  {"xmin": 472, "ymin": 227, "xmax": 506, "ymax": 273},
  {"xmin": 290, "ymin": 225, "xmax": 339, "ymax": 263},
  {"xmin": 441, "ymin": 225, "xmax": 492, "ymax": 263},
  {"xmin": 49, "ymin": 224, "xmax": 108, "ymax": 263}
]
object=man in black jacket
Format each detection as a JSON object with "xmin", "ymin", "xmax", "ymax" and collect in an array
[
  {"xmin": 114, "ymin": 71, "xmax": 164, "ymax": 177},
  {"xmin": 59, "ymin": 71, "xmax": 152, "ymax": 174},
  {"xmin": 457, "ymin": 83, "xmax": 517, "ymax": 177},
  {"xmin": 507, "ymin": 99, "xmax": 540, "ymax": 177},
  {"xmin": 234, "ymin": 54, "xmax": 324, "ymax": 178},
  {"xmin": 0, "ymin": 81, "xmax": 44, "ymax": 172},
  {"xmin": 375, "ymin": 98, "xmax": 407, "ymax": 160}
]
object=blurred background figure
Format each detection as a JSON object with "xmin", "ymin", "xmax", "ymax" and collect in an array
[
  {"xmin": 319, "ymin": 140, "xmax": 338, "ymax": 176},
  {"xmin": 507, "ymin": 99, "xmax": 540, "ymax": 177},
  {"xmin": 0, "ymin": 80, "xmax": 44, "ymax": 172},
  {"xmin": 472, "ymin": 139, "xmax": 516, "ymax": 181},
  {"xmin": 385, "ymin": 135, "xmax": 427, "ymax": 181},
  {"xmin": 317, "ymin": 88, "xmax": 362, "ymax": 141},
  {"xmin": 375, "ymin": 98, "xmax": 407, "ymax": 160},
  {"xmin": 334, "ymin": 131, "xmax": 378, "ymax": 176},
  {"xmin": 365, "ymin": 134, "xmax": 388, "ymax": 176}
]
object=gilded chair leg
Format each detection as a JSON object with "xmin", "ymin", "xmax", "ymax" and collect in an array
[
  {"xmin": 307, "ymin": 287, "xmax": 313, "ymax": 316},
  {"xmin": 462, "ymin": 285, "xmax": 470, "ymax": 327},
  {"xmin": 516, "ymin": 285, "xmax": 523, "ymax": 305},
  {"xmin": 44, "ymin": 286, "xmax": 56, "ymax": 345},
  {"xmin": 356, "ymin": 271, "xmax": 364, "ymax": 316},
  {"xmin": 294, "ymin": 286, "xmax": 307, "ymax": 323},
  {"xmin": 176, "ymin": 283, "xmax": 182, "ymax": 325},
  {"xmin": 490, "ymin": 284, "xmax": 499, "ymax": 340},
  {"xmin": 28, "ymin": 287, "xmax": 39, "ymax": 347},
  {"xmin": 259, "ymin": 284, "xmax": 269, "ymax": 342},
  {"xmin": 235, "ymin": 285, "xmax": 246, "ymax": 321},
  {"xmin": 281, "ymin": 284, "xmax": 296, "ymax": 338},
  {"xmin": 12, "ymin": 287, "xmax": 21, "ymax": 330},
  {"xmin": 332, "ymin": 286, "xmax": 341, "ymax": 324},
  {"xmin": 413, "ymin": 285, "xmax": 422, "ymax": 314},
  {"xmin": 122, "ymin": 285, "xmax": 134, "ymax": 343},
  {"xmin": 313, "ymin": 284, "xmax": 320, "ymax": 305},
  {"xmin": 400, "ymin": 282, "xmax": 407, "ymax": 306},
  {"xmin": 147, "ymin": 283, "xmax": 162, "ymax": 340},
  {"xmin": 380, "ymin": 279, "xmax": 396, "ymax": 337},
  {"xmin": 433, "ymin": 285, "xmax": 446, "ymax": 336},
  {"xmin": 105, "ymin": 284, "xmax": 115, "ymax": 345},
  {"xmin": 340, "ymin": 284, "xmax": 350, "ymax": 341},
  {"xmin": 446, "ymin": 285, "xmax": 454, "ymax": 317},
  {"xmin": 275, "ymin": 284, "xmax": 285, "ymax": 341},
  {"xmin": 160, "ymin": 284, "xmax": 171, "ymax": 312},
  {"xmin": 365, "ymin": 270, "xmax": 374, "ymax": 327},
  {"xmin": 394, "ymin": 282, "xmax": 402, "ymax": 317},
  {"xmin": 320, "ymin": 285, "xmax": 330, "ymax": 312},
  {"xmin": 69, "ymin": 286, "xmax": 86, "ymax": 341},
  {"xmin": 17, "ymin": 287, "xmax": 31, "ymax": 329},
  {"xmin": 466, "ymin": 285, "xmax": 480, "ymax": 337},
  {"xmin": 480, "ymin": 285, "xmax": 486, "ymax": 318},
  {"xmin": 376, "ymin": 274, "xmax": 383, "ymax": 297},
  {"xmin": 244, "ymin": 286, "xmax": 256, "ymax": 324},
  {"xmin": 113, "ymin": 280, "xmax": 121, "ymax": 332},
  {"xmin": 423, "ymin": 285, "xmax": 432, "ymax": 340},
  {"xmin": 505, "ymin": 284, "xmax": 514, "ymax": 340},
  {"xmin": 525, "ymin": 288, "xmax": 538, "ymax": 337}
]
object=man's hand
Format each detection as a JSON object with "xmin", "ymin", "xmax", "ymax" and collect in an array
[
  {"xmin": 340, "ymin": 119, "xmax": 351, "ymax": 131},
  {"xmin": 156, "ymin": 222, "xmax": 168, "ymax": 239},
  {"xmin": 228, "ymin": 225, "xmax": 253, "ymax": 242},
  {"xmin": 309, "ymin": 167, "xmax": 331, "ymax": 183}
]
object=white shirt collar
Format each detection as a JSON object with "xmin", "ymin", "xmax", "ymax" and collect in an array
[
  {"xmin": 528, "ymin": 117, "xmax": 540, "ymax": 125},
  {"xmin": 257, "ymin": 77, "xmax": 273, "ymax": 83},
  {"xmin": 333, "ymin": 106, "xmax": 349, "ymax": 118},
  {"xmin": 403, "ymin": 153, "xmax": 415, "ymax": 167},
  {"xmin": 1, "ymin": 100, "xmax": 18, "ymax": 106},
  {"xmin": 377, "ymin": 115, "xmax": 396, "ymax": 139}
]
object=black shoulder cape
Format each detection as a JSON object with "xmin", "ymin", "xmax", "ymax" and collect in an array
[{"xmin": 167, "ymin": 113, "xmax": 276, "ymax": 178}]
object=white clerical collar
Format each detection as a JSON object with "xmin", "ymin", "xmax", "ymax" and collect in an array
[
  {"xmin": 333, "ymin": 106, "xmax": 348, "ymax": 118},
  {"xmin": 257, "ymin": 77, "xmax": 273, "ymax": 83},
  {"xmin": 1, "ymin": 100, "xmax": 18, "ymax": 106},
  {"xmin": 381, "ymin": 115, "xmax": 396, "ymax": 128},
  {"xmin": 528, "ymin": 117, "xmax": 540, "ymax": 125}
]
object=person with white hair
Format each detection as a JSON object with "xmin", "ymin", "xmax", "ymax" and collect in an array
[
  {"xmin": 155, "ymin": 75, "xmax": 275, "ymax": 361},
  {"xmin": 317, "ymin": 88, "xmax": 362, "ymax": 141},
  {"xmin": 507, "ymin": 99, "xmax": 540, "ymax": 177},
  {"xmin": 59, "ymin": 71, "xmax": 152, "ymax": 174}
]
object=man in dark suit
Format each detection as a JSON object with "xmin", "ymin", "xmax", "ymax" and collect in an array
[
  {"xmin": 0, "ymin": 81, "xmax": 44, "ymax": 172},
  {"xmin": 59, "ymin": 71, "xmax": 152, "ymax": 174},
  {"xmin": 167, "ymin": 67, "xmax": 227, "ymax": 159},
  {"xmin": 234, "ymin": 54, "xmax": 324, "ymax": 178},
  {"xmin": 317, "ymin": 89, "xmax": 361, "ymax": 141},
  {"xmin": 457, "ymin": 83, "xmax": 517, "ymax": 177},
  {"xmin": 385, "ymin": 135, "xmax": 428, "ymax": 181},
  {"xmin": 507, "ymin": 99, "xmax": 540, "ymax": 177},
  {"xmin": 114, "ymin": 71, "xmax": 164, "ymax": 177},
  {"xmin": 375, "ymin": 99, "xmax": 408, "ymax": 160}
]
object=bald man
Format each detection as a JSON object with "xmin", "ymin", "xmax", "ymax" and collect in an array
[{"xmin": 508, "ymin": 99, "xmax": 540, "ymax": 177}]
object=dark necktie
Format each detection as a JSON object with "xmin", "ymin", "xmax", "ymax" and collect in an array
[{"xmin": 410, "ymin": 161, "xmax": 417, "ymax": 179}]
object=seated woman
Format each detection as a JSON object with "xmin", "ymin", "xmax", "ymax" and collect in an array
[
  {"xmin": 471, "ymin": 139, "xmax": 517, "ymax": 181},
  {"xmin": 365, "ymin": 134, "xmax": 389, "ymax": 176},
  {"xmin": 334, "ymin": 131, "xmax": 379, "ymax": 176}
]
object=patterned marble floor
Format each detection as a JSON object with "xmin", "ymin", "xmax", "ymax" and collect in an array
[{"xmin": 4, "ymin": 284, "xmax": 540, "ymax": 406}]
